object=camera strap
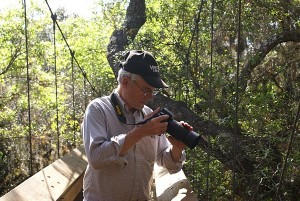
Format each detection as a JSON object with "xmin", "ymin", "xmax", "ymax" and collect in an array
[{"xmin": 109, "ymin": 92, "xmax": 145, "ymax": 125}]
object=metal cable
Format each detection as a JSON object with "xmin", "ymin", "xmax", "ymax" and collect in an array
[
  {"xmin": 183, "ymin": 0, "xmax": 206, "ymax": 197},
  {"xmin": 51, "ymin": 13, "xmax": 60, "ymax": 158},
  {"xmin": 44, "ymin": 0, "xmax": 97, "ymax": 95},
  {"xmin": 275, "ymin": 101, "xmax": 300, "ymax": 200},
  {"xmin": 232, "ymin": 0, "xmax": 242, "ymax": 200},
  {"xmin": 207, "ymin": 0, "xmax": 215, "ymax": 199},
  {"xmin": 23, "ymin": 0, "xmax": 33, "ymax": 176},
  {"xmin": 185, "ymin": 0, "xmax": 204, "ymax": 77},
  {"xmin": 71, "ymin": 50, "xmax": 76, "ymax": 145}
]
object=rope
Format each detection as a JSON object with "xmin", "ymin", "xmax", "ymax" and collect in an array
[
  {"xmin": 232, "ymin": 0, "xmax": 242, "ymax": 200},
  {"xmin": 44, "ymin": 0, "xmax": 97, "ymax": 95},
  {"xmin": 23, "ymin": 0, "xmax": 33, "ymax": 176},
  {"xmin": 275, "ymin": 101, "xmax": 300, "ymax": 200}
]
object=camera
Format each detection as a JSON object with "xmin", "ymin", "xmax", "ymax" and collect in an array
[{"xmin": 142, "ymin": 108, "xmax": 201, "ymax": 149}]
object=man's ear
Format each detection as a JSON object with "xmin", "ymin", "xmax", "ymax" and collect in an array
[{"xmin": 121, "ymin": 76, "xmax": 131, "ymax": 87}]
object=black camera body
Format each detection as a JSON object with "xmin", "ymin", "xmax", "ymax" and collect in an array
[{"xmin": 144, "ymin": 108, "xmax": 201, "ymax": 149}]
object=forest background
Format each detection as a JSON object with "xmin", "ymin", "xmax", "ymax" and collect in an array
[{"xmin": 1, "ymin": 0, "xmax": 300, "ymax": 200}]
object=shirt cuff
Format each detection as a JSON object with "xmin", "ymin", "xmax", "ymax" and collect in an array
[{"xmin": 166, "ymin": 148, "xmax": 186, "ymax": 174}]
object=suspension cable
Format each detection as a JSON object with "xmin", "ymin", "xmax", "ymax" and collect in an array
[
  {"xmin": 275, "ymin": 101, "xmax": 300, "ymax": 200},
  {"xmin": 184, "ymin": 0, "xmax": 206, "ymax": 196},
  {"xmin": 186, "ymin": 0, "xmax": 204, "ymax": 76},
  {"xmin": 44, "ymin": 0, "xmax": 97, "ymax": 94},
  {"xmin": 71, "ymin": 50, "xmax": 76, "ymax": 145},
  {"xmin": 207, "ymin": 0, "xmax": 215, "ymax": 199},
  {"xmin": 193, "ymin": 0, "xmax": 200, "ymax": 192},
  {"xmin": 84, "ymin": 76, "xmax": 87, "ymax": 109},
  {"xmin": 23, "ymin": 0, "xmax": 33, "ymax": 176},
  {"xmin": 186, "ymin": 1, "xmax": 204, "ymax": 56},
  {"xmin": 51, "ymin": 13, "xmax": 60, "ymax": 158},
  {"xmin": 233, "ymin": 0, "xmax": 242, "ymax": 200}
]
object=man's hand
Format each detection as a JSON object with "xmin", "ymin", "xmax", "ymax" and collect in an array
[
  {"xmin": 119, "ymin": 107, "xmax": 168, "ymax": 156},
  {"xmin": 168, "ymin": 121, "xmax": 193, "ymax": 162},
  {"xmin": 138, "ymin": 107, "xmax": 169, "ymax": 137}
]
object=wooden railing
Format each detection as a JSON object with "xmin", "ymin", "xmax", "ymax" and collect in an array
[
  {"xmin": 153, "ymin": 165, "xmax": 198, "ymax": 201},
  {"xmin": 0, "ymin": 146, "xmax": 197, "ymax": 201}
]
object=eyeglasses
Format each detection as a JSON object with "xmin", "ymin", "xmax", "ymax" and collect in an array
[{"xmin": 132, "ymin": 80, "xmax": 160, "ymax": 96}]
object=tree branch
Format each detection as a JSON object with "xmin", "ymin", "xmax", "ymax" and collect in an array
[
  {"xmin": 239, "ymin": 31, "xmax": 300, "ymax": 92},
  {"xmin": 0, "ymin": 46, "xmax": 22, "ymax": 76}
]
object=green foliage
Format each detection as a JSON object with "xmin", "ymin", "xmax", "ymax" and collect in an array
[{"xmin": 1, "ymin": 0, "xmax": 300, "ymax": 199}]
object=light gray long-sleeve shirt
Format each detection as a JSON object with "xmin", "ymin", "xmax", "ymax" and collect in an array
[{"xmin": 82, "ymin": 92, "xmax": 185, "ymax": 201}]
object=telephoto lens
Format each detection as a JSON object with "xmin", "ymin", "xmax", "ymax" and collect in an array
[
  {"xmin": 160, "ymin": 108, "xmax": 201, "ymax": 149},
  {"xmin": 140, "ymin": 108, "xmax": 201, "ymax": 149},
  {"xmin": 166, "ymin": 119, "xmax": 201, "ymax": 149}
]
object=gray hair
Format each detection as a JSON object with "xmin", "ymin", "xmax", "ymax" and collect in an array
[{"xmin": 117, "ymin": 68, "xmax": 138, "ymax": 84}]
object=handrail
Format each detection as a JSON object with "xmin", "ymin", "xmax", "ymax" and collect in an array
[
  {"xmin": 154, "ymin": 165, "xmax": 198, "ymax": 201},
  {"xmin": 0, "ymin": 146, "xmax": 87, "ymax": 201},
  {"xmin": 0, "ymin": 146, "xmax": 197, "ymax": 201}
]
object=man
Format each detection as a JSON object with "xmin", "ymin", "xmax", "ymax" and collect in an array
[{"xmin": 82, "ymin": 50, "xmax": 192, "ymax": 201}]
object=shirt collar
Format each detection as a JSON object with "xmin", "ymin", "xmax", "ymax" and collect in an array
[{"xmin": 113, "ymin": 90, "xmax": 142, "ymax": 115}]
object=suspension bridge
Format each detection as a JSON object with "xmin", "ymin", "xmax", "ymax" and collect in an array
[{"xmin": 1, "ymin": 0, "xmax": 300, "ymax": 200}]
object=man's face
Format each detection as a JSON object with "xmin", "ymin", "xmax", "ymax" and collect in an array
[{"xmin": 124, "ymin": 76, "xmax": 156, "ymax": 110}]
